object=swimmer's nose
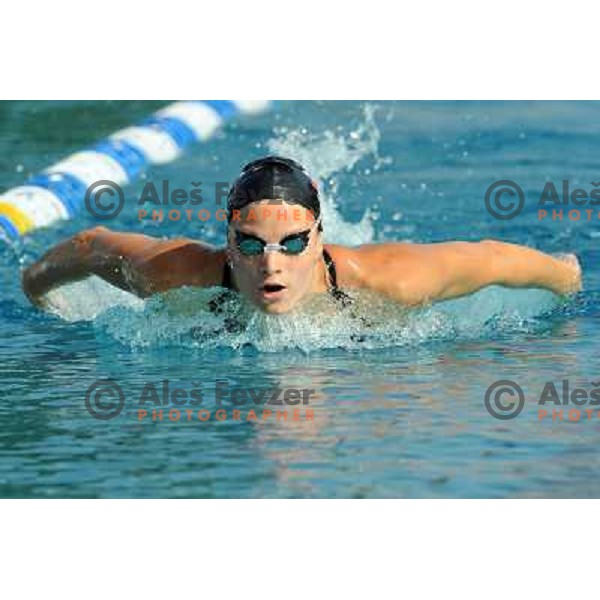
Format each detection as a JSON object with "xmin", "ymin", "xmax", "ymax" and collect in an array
[{"xmin": 260, "ymin": 251, "xmax": 284, "ymax": 275}]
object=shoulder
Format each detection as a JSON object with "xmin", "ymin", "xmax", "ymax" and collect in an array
[
  {"xmin": 151, "ymin": 240, "xmax": 227, "ymax": 287},
  {"xmin": 121, "ymin": 233, "xmax": 226, "ymax": 290},
  {"xmin": 323, "ymin": 242, "xmax": 422, "ymax": 288}
]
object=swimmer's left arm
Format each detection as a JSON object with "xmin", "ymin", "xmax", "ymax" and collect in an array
[
  {"xmin": 436, "ymin": 240, "xmax": 583, "ymax": 299},
  {"xmin": 344, "ymin": 241, "xmax": 583, "ymax": 306}
]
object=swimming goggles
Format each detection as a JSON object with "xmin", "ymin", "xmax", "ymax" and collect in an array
[{"xmin": 234, "ymin": 219, "xmax": 321, "ymax": 256}]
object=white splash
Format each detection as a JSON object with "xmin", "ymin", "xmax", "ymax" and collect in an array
[
  {"xmin": 268, "ymin": 104, "xmax": 390, "ymax": 246},
  {"xmin": 43, "ymin": 275, "xmax": 144, "ymax": 322}
]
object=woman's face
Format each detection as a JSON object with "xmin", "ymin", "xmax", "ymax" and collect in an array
[{"xmin": 227, "ymin": 200, "xmax": 324, "ymax": 314}]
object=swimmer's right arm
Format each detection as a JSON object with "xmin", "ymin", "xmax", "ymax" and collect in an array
[{"xmin": 21, "ymin": 226, "xmax": 225, "ymax": 305}]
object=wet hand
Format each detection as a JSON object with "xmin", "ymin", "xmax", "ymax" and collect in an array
[{"xmin": 554, "ymin": 253, "xmax": 583, "ymax": 293}]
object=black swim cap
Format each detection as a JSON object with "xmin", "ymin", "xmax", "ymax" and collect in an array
[{"xmin": 227, "ymin": 156, "xmax": 321, "ymax": 223}]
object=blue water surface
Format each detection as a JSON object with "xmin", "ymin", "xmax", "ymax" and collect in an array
[{"xmin": 1, "ymin": 100, "xmax": 600, "ymax": 498}]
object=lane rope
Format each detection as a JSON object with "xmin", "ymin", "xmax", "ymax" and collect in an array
[{"xmin": 0, "ymin": 100, "xmax": 272, "ymax": 243}]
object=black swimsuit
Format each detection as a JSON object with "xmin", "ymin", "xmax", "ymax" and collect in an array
[{"xmin": 321, "ymin": 249, "xmax": 354, "ymax": 307}]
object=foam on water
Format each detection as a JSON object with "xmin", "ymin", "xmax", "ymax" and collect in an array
[
  {"xmin": 86, "ymin": 283, "xmax": 563, "ymax": 353},
  {"xmin": 43, "ymin": 275, "xmax": 144, "ymax": 322},
  {"xmin": 35, "ymin": 105, "xmax": 566, "ymax": 351}
]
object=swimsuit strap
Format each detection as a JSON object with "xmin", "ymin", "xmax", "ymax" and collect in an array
[
  {"xmin": 222, "ymin": 259, "xmax": 233, "ymax": 289},
  {"xmin": 322, "ymin": 248, "xmax": 338, "ymax": 289},
  {"xmin": 210, "ymin": 261, "xmax": 236, "ymax": 318},
  {"xmin": 211, "ymin": 259, "xmax": 234, "ymax": 315},
  {"xmin": 323, "ymin": 248, "xmax": 354, "ymax": 307}
]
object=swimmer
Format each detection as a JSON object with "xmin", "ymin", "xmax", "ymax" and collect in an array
[{"xmin": 21, "ymin": 156, "xmax": 583, "ymax": 314}]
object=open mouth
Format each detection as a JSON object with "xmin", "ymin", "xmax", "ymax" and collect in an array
[
  {"xmin": 259, "ymin": 283, "xmax": 287, "ymax": 300},
  {"xmin": 261, "ymin": 283, "xmax": 286, "ymax": 293}
]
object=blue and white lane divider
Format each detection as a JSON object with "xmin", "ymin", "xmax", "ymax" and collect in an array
[{"xmin": 0, "ymin": 100, "xmax": 272, "ymax": 242}]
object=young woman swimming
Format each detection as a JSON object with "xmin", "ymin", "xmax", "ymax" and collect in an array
[{"xmin": 22, "ymin": 156, "xmax": 582, "ymax": 313}]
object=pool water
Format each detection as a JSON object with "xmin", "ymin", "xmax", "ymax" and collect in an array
[{"xmin": 1, "ymin": 100, "xmax": 600, "ymax": 498}]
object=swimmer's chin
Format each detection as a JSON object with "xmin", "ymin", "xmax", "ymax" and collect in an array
[
  {"xmin": 247, "ymin": 295, "xmax": 298, "ymax": 314},
  {"xmin": 250, "ymin": 290, "xmax": 334, "ymax": 315},
  {"xmin": 245, "ymin": 288, "xmax": 319, "ymax": 315},
  {"xmin": 254, "ymin": 301, "xmax": 296, "ymax": 314}
]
